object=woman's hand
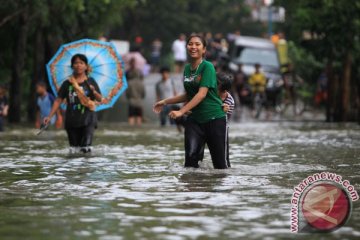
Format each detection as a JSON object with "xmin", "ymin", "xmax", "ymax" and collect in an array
[
  {"xmin": 223, "ymin": 103, "xmax": 230, "ymax": 113},
  {"xmin": 43, "ymin": 117, "xmax": 51, "ymax": 125},
  {"xmin": 169, "ymin": 110, "xmax": 184, "ymax": 119},
  {"xmin": 153, "ymin": 100, "xmax": 165, "ymax": 113}
]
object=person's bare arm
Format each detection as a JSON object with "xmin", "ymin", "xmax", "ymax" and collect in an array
[
  {"xmin": 153, "ymin": 93, "xmax": 187, "ymax": 113},
  {"xmin": 169, "ymin": 87, "xmax": 208, "ymax": 119}
]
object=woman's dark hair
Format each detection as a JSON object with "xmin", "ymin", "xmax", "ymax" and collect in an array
[
  {"xmin": 186, "ymin": 34, "xmax": 207, "ymax": 48},
  {"xmin": 71, "ymin": 53, "xmax": 88, "ymax": 67},
  {"xmin": 217, "ymin": 72, "xmax": 233, "ymax": 92}
]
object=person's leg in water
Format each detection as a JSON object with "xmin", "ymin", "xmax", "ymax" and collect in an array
[
  {"xmin": 198, "ymin": 144, "xmax": 205, "ymax": 162},
  {"xmin": 66, "ymin": 127, "xmax": 82, "ymax": 152},
  {"xmin": 205, "ymin": 117, "xmax": 228, "ymax": 169},
  {"xmin": 226, "ymin": 123, "xmax": 231, "ymax": 167},
  {"xmin": 171, "ymin": 105, "xmax": 183, "ymax": 133},
  {"xmin": 128, "ymin": 117, "xmax": 135, "ymax": 126},
  {"xmin": 0, "ymin": 116, "xmax": 4, "ymax": 132},
  {"xmin": 80, "ymin": 124, "xmax": 95, "ymax": 153},
  {"xmin": 128, "ymin": 105, "xmax": 135, "ymax": 126},
  {"xmin": 135, "ymin": 107, "xmax": 143, "ymax": 126},
  {"xmin": 184, "ymin": 118, "xmax": 206, "ymax": 168},
  {"xmin": 136, "ymin": 116, "xmax": 142, "ymax": 126},
  {"xmin": 160, "ymin": 105, "xmax": 170, "ymax": 126}
]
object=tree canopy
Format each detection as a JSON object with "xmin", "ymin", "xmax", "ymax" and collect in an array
[
  {"xmin": 275, "ymin": 0, "xmax": 360, "ymax": 121},
  {"xmin": 0, "ymin": 0, "xmax": 359, "ymax": 123}
]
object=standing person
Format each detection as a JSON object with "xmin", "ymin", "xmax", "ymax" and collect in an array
[
  {"xmin": 150, "ymin": 38, "xmax": 162, "ymax": 72},
  {"xmin": 44, "ymin": 53, "xmax": 102, "ymax": 153},
  {"xmin": 218, "ymin": 73, "xmax": 235, "ymax": 120},
  {"xmin": 172, "ymin": 33, "xmax": 187, "ymax": 73},
  {"xmin": 155, "ymin": 66, "xmax": 183, "ymax": 132},
  {"xmin": 35, "ymin": 82, "xmax": 62, "ymax": 129},
  {"xmin": 0, "ymin": 85, "xmax": 9, "ymax": 132},
  {"xmin": 126, "ymin": 58, "xmax": 145, "ymax": 126},
  {"xmin": 282, "ymin": 63, "xmax": 303, "ymax": 115},
  {"xmin": 248, "ymin": 63, "xmax": 267, "ymax": 118},
  {"xmin": 154, "ymin": 34, "xmax": 228, "ymax": 169},
  {"xmin": 233, "ymin": 64, "xmax": 251, "ymax": 108},
  {"xmin": 217, "ymin": 73, "xmax": 235, "ymax": 168},
  {"xmin": 315, "ymin": 68, "xmax": 328, "ymax": 106}
]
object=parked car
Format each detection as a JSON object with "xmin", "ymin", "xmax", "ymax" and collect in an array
[{"xmin": 228, "ymin": 36, "xmax": 283, "ymax": 90}]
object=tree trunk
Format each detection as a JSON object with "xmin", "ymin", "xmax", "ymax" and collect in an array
[
  {"xmin": 341, "ymin": 51, "xmax": 351, "ymax": 121},
  {"xmin": 358, "ymin": 76, "xmax": 360, "ymax": 125},
  {"xmin": 8, "ymin": 9, "xmax": 29, "ymax": 123},
  {"xmin": 27, "ymin": 28, "xmax": 45, "ymax": 122}
]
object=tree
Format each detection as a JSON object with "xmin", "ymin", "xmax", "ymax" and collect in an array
[
  {"xmin": 0, "ymin": 0, "xmax": 133, "ymax": 123},
  {"xmin": 115, "ymin": 0, "xmax": 251, "ymax": 55},
  {"xmin": 275, "ymin": 0, "xmax": 360, "ymax": 122}
]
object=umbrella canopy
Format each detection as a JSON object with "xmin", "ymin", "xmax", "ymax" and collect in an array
[{"xmin": 46, "ymin": 38, "xmax": 127, "ymax": 111}]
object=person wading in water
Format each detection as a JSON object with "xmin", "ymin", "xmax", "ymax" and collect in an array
[
  {"xmin": 44, "ymin": 54, "xmax": 103, "ymax": 153},
  {"xmin": 154, "ymin": 34, "xmax": 228, "ymax": 169}
]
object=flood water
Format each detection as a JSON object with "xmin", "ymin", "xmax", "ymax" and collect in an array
[{"xmin": 0, "ymin": 122, "xmax": 359, "ymax": 240}]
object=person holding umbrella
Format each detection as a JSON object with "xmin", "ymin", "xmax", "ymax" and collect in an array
[
  {"xmin": 153, "ymin": 34, "xmax": 228, "ymax": 169},
  {"xmin": 44, "ymin": 53, "xmax": 102, "ymax": 153}
]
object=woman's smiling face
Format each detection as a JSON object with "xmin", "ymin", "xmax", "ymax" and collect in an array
[{"xmin": 187, "ymin": 37, "xmax": 206, "ymax": 59}]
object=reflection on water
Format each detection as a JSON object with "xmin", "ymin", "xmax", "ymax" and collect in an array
[{"xmin": 0, "ymin": 122, "xmax": 359, "ymax": 239}]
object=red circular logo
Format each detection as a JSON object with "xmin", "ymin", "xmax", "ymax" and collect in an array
[{"xmin": 301, "ymin": 183, "xmax": 351, "ymax": 232}]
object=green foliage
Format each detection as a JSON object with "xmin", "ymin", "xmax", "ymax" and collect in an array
[
  {"xmin": 275, "ymin": 0, "xmax": 360, "ymax": 121},
  {"xmin": 287, "ymin": 41, "xmax": 322, "ymax": 84},
  {"xmin": 0, "ymin": 0, "xmax": 133, "ymax": 82},
  {"xmin": 275, "ymin": 0, "xmax": 360, "ymax": 59},
  {"xmin": 117, "ymin": 0, "xmax": 252, "ymax": 53}
]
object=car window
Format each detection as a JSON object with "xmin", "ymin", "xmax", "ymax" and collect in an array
[{"xmin": 236, "ymin": 47, "xmax": 279, "ymax": 68}]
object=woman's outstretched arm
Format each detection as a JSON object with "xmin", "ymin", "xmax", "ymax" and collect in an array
[{"xmin": 153, "ymin": 93, "xmax": 187, "ymax": 113}]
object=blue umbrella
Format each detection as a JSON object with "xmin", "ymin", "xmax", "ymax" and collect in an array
[{"xmin": 46, "ymin": 38, "xmax": 127, "ymax": 111}]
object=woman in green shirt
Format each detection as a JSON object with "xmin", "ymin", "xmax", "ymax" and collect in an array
[{"xmin": 153, "ymin": 34, "xmax": 228, "ymax": 169}]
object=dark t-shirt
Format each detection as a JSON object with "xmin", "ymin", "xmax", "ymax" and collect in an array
[{"xmin": 57, "ymin": 78, "xmax": 100, "ymax": 128}]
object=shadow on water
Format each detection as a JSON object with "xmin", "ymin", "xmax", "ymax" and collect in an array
[{"xmin": 0, "ymin": 122, "xmax": 359, "ymax": 239}]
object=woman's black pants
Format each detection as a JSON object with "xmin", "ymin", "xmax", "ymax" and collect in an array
[
  {"xmin": 184, "ymin": 117, "xmax": 229, "ymax": 169},
  {"xmin": 65, "ymin": 124, "xmax": 95, "ymax": 150}
]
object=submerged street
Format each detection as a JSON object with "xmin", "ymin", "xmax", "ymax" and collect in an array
[{"xmin": 0, "ymin": 122, "xmax": 359, "ymax": 239}]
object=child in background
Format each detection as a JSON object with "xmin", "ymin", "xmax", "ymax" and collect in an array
[
  {"xmin": 217, "ymin": 72, "xmax": 235, "ymax": 167},
  {"xmin": 155, "ymin": 66, "xmax": 183, "ymax": 132},
  {"xmin": 126, "ymin": 58, "xmax": 145, "ymax": 126},
  {"xmin": 217, "ymin": 72, "xmax": 235, "ymax": 119},
  {"xmin": 36, "ymin": 82, "xmax": 62, "ymax": 129}
]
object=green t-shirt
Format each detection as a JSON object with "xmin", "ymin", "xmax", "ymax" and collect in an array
[{"xmin": 183, "ymin": 60, "xmax": 225, "ymax": 123}]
